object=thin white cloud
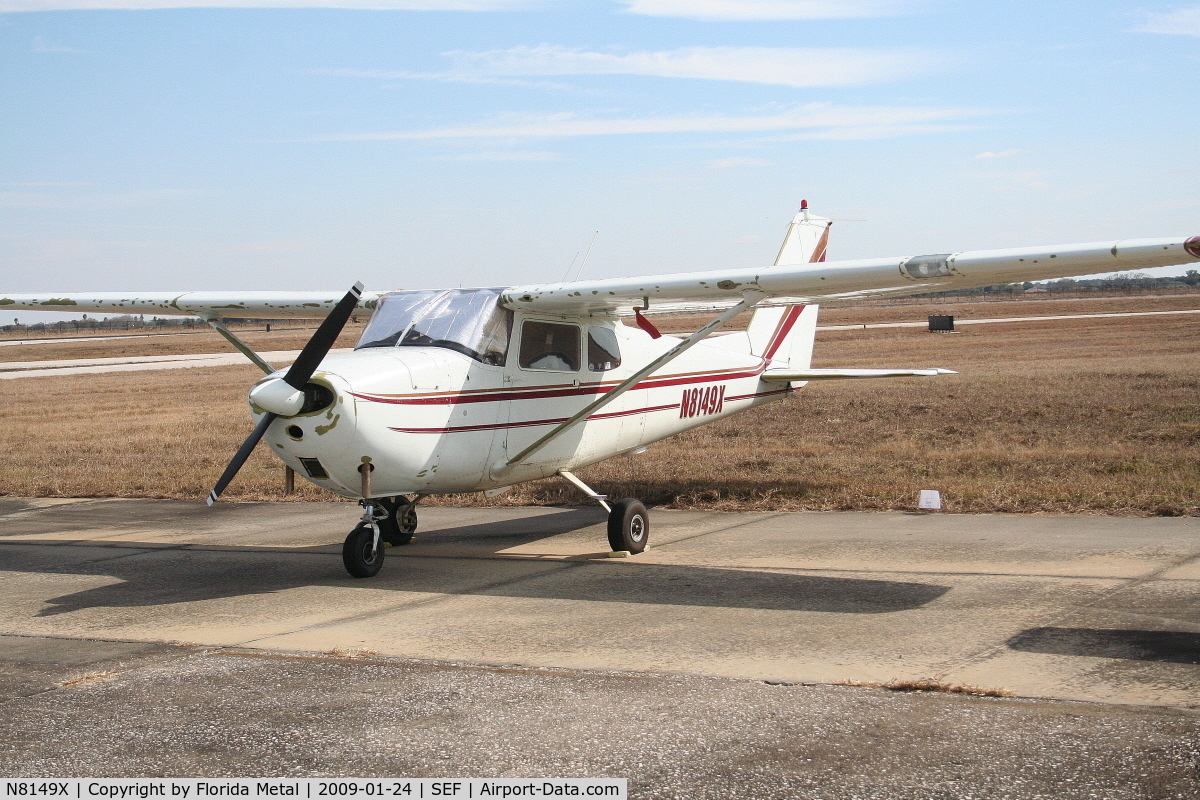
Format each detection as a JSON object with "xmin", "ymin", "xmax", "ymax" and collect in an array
[
  {"xmin": 3, "ymin": 181, "xmax": 95, "ymax": 187},
  {"xmin": 320, "ymin": 103, "xmax": 989, "ymax": 141},
  {"xmin": 1133, "ymin": 6, "xmax": 1200, "ymax": 36},
  {"xmin": 619, "ymin": 0, "xmax": 909, "ymax": 21},
  {"xmin": 0, "ymin": 1, "xmax": 528, "ymax": 11},
  {"xmin": 433, "ymin": 150, "xmax": 565, "ymax": 160},
  {"xmin": 706, "ymin": 157, "xmax": 773, "ymax": 168},
  {"xmin": 365, "ymin": 45, "xmax": 942, "ymax": 88},
  {"xmin": 327, "ymin": 69, "xmax": 577, "ymax": 91},
  {"xmin": 974, "ymin": 149, "xmax": 1019, "ymax": 159}
]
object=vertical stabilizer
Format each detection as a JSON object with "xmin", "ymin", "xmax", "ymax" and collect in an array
[
  {"xmin": 746, "ymin": 202, "xmax": 827, "ymax": 369},
  {"xmin": 746, "ymin": 304, "xmax": 820, "ymax": 369},
  {"xmin": 773, "ymin": 199, "xmax": 833, "ymax": 266}
]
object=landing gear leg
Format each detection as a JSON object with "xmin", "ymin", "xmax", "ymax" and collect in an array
[
  {"xmin": 558, "ymin": 470, "xmax": 649, "ymax": 555},
  {"xmin": 343, "ymin": 467, "xmax": 386, "ymax": 578}
]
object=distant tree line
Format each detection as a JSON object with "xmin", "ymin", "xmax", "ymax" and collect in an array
[
  {"xmin": 2, "ymin": 315, "xmax": 288, "ymax": 334},
  {"xmin": 922, "ymin": 270, "xmax": 1200, "ymax": 298}
]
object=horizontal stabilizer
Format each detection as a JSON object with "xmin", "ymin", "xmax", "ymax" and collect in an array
[{"xmin": 763, "ymin": 368, "xmax": 957, "ymax": 382}]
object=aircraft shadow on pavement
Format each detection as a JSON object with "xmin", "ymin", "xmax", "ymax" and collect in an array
[
  {"xmin": 3, "ymin": 508, "xmax": 950, "ymax": 617},
  {"xmin": 1006, "ymin": 627, "xmax": 1200, "ymax": 665}
]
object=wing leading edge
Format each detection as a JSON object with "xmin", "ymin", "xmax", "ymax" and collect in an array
[
  {"xmin": 5, "ymin": 237, "xmax": 1198, "ymax": 320},
  {"xmin": 0, "ymin": 291, "xmax": 385, "ymax": 319},
  {"xmin": 501, "ymin": 237, "xmax": 1200, "ymax": 313}
]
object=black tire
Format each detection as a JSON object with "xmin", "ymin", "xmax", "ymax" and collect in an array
[
  {"xmin": 342, "ymin": 522, "xmax": 385, "ymax": 578},
  {"xmin": 607, "ymin": 498, "xmax": 649, "ymax": 554},
  {"xmin": 375, "ymin": 497, "xmax": 418, "ymax": 546}
]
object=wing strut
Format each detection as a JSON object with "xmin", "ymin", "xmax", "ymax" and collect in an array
[
  {"xmin": 496, "ymin": 292, "xmax": 764, "ymax": 474},
  {"xmin": 203, "ymin": 317, "xmax": 276, "ymax": 375}
]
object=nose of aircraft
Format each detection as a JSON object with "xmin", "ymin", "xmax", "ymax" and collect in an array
[{"xmin": 258, "ymin": 368, "xmax": 361, "ymax": 497}]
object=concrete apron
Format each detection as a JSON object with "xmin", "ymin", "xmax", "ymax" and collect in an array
[{"xmin": 1, "ymin": 497, "xmax": 1197, "ymax": 709}]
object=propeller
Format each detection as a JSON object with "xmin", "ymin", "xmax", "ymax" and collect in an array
[{"xmin": 206, "ymin": 282, "xmax": 364, "ymax": 506}]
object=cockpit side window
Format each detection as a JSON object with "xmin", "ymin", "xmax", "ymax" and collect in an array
[
  {"xmin": 587, "ymin": 326, "xmax": 621, "ymax": 372},
  {"xmin": 356, "ymin": 288, "xmax": 512, "ymax": 366},
  {"xmin": 519, "ymin": 320, "xmax": 580, "ymax": 372}
]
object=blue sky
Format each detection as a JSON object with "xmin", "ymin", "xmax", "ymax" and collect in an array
[{"xmin": 2, "ymin": 0, "xmax": 1199, "ymax": 321}]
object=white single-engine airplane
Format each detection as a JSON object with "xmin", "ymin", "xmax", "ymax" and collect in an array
[{"xmin": 6, "ymin": 203, "xmax": 1199, "ymax": 577}]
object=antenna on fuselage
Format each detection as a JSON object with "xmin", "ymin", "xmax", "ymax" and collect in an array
[
  {"xmin": 574, "ymin": 230, "xmax": 599, "ymax": 281},
  {"xmin": 561, "ymin": 251, "xmax": 581, "ymax": 282}
]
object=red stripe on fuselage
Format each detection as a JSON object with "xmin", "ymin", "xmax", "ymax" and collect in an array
[
  {"xmin": 388, "ymin": 402, "xmax": 681, "ymax": 434},
  {"xmin": 351, "ymin": 363, "xmax": 767, "ymax": 407}
]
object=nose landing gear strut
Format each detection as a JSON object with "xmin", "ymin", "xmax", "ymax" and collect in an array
[
  {"xmin": 343, "ymin": 462, "xmax": 427, "ymax": 575},
  {"xmin": 342, "ymin": 486, "xmax": 425, "ymax": 578}
]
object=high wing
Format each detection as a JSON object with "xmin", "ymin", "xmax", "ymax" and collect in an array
[
  {"xmin": 3, "ymin": 236, "xmax": 1198, "ymax": 319},
  {"xmin": 0, "ymin": 291, "xmax": 385, "ymax": 319},
  {"xmin": 501, "ymin": 236, "xmax": 1200, "ymax": 313}
]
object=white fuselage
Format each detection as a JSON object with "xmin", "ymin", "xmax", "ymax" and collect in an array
[{"xmin": 257, "ymin": 314, "xmax": 792, "ymax": 499}]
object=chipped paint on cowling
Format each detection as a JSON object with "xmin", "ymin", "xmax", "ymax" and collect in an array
[
  {"xmin": 315, "ymin": 414, "xmax": 341, "ymax": 435},
  {"xmin": 716, "ymin": 280, "xmax": 740, "ymax": 290},
  {"xmin": 39, "ymin": 298, "xmax": 78, "ymax": 306},
  {"xmin": 0, "ymin": 298, "xmax": 12, "ymax": 305}
]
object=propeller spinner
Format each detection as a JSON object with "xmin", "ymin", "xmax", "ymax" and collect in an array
[{"xmin": 206, "ymin": 282, "xmax": 364, "ymax": 505}]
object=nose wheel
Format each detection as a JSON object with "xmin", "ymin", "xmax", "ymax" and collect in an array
[
  {"xmin": 342, "ymin": 522, "xmax": 384, "ymax": 578},
  {"xmin": 342, "ymin": 494, "xmax": 423, "ymax": 578}
]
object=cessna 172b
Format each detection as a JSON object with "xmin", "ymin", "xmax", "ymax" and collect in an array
[{"xmin": 6, "ymin": 203, "xmax": 1200, "ymax": 577}]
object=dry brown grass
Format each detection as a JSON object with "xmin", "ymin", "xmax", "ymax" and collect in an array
[{"xmin": 2, "ymin": 296, "xmax": 1198, "ymax": 514}]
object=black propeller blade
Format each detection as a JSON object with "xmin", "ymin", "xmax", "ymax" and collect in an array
[
  {"xmin": 283, "ymin": 281, "xmax": 365, "ymax": 390},
  {"xmin": 207, "ymin": 410, "xmax": 278, "ymax": 506},
  {"xmin": 206, "ymin": 282, "xmax": 364, "ymax": 506}
]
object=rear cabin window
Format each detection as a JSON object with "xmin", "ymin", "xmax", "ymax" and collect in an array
[
  {"xmin": 587, "ymin": 326, "xmax": 621, "ymax": 372},
  {"xmin": 519, "ymin": 320, "xmax": 580, "ymax": 372}
]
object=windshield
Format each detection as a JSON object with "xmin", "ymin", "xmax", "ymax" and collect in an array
[{"xmin": 356, "ymin": 288, "xmax": 512, "ymax": 366}]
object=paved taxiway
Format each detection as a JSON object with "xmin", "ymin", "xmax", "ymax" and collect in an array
[{"xmin": 2, "ymin": 499, "xmax": 1198, "ymax": 793}]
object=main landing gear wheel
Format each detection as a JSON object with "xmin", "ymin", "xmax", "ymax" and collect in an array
[
  {"xmin": 607, "ymin": 498, "xmax": 649, "ymax": 554},
  {"xmin": 375, "ymin": 496, "xmax": 418, "ymax": 546},
  {"xmin": 342, "ymin": 522, "xmax": 384, "ymax": 578}
]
